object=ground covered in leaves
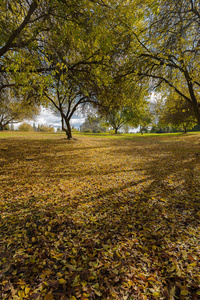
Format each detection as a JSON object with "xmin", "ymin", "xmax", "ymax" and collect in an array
[{"xmin": 0, "ymin": 132, "xmax": 200, "ymax": 300}]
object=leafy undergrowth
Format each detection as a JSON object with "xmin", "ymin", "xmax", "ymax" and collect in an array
[{"xmin": 0, "ymin": 133, "xmax": 200, "ymax": 300}]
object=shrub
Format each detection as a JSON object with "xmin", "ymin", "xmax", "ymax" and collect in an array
[
  {"xmin": 4, "ymin": 124, "xmax": 10, "ymax": 131},
  {"xmin": 38, "ymin": 125, "xmax": 54, "ymax": 132},
  {"xmin": 18, "ymin": 122, "xmax": 33, "ymax": 132},
  {"xmin": 72, "ymin": 128, "xmax": 79, "ymax": 133},
  {"xmin": 109, "ymin": 130, "xmax": 115, "ymax": 134}
]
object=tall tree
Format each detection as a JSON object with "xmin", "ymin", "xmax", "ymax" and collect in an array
[
  {"xmin": 39, "ymin": 0, "xmax": 135, "ymax": 138},
  {"xmin": 119, "ymin": 0, "xmax": 200, "ymax": 125},
  {"xmin": 0, "ymin": 86, "xmax": 40, "ymax": 131},
  {"xmin": 94, "ymin": 76, "xmax": 150, "ymax": 133},
  {"xmin": 156, "ymin": 91, "xmax": 197, "ymax": 133},
  {"xmin": 43, "ymin": 72, "xmax": 98, "ymax": 139}
]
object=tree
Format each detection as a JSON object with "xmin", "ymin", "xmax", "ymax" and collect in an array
[
  {"xmin": 38, "ymin": 124, "xmax": 54, "ymax": 132},
  {"xmin": 119, "ymin": 0, "xmax": 200, "ymax": 125},
  {"xmin": 0, "ymin": 87, "xmax": 40, "ymax": 131},
  {"xmin": 80, "ymin": 114, "xmax": 107, "ymax": 133},
  {"xmin": 1, "ymin": 0, "xmax": 146, "ymax": 127},
  {"xmin": 100, "ymin": 107, "xmax": 136, "ymax": 134},
  {"xmin": 0, "ymin": 0, "xmax": 57, "ymax": 92},
  {"xmin": 43, "ymin": 70, "xmax": 100, "ymax": 139},
  {"xmin": 18, "ymin": 122, "xmax": 33, "ymax": 132},
  {"xmin": 138, "ymin": 110, "xmax": 152, "ymax": 135},
  {"xmin": 157, "ymin": 92, "xmax": 197, "ymax": 133},
  {"xmin": 95, "ymin": 77, "xmax": 150, "ymax": 134},
  {"xmin": 40, "ymin": 0, "xmax": 134, "ymax": 139}
]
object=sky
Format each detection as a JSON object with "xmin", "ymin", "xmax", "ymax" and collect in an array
[
  {"xmin": 16, "ymin": 107, "xmax": 85, "ymax": 130},
  {"xmin": 15, "ymin": 93, "xmax": 157, "ymax": 131}
]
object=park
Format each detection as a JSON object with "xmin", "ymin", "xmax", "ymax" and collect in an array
[
  {"xmin": 1, "ymin": 0, "xmax": 200, "ymax": 299},
  {"xmin": 0, "ymin": 131, "xmax": 200, "ymax": 299}
]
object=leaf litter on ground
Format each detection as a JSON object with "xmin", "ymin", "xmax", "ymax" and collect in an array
[{"xmin": 0, "ymin": 132, "xmax": 200, "ymax": 299}]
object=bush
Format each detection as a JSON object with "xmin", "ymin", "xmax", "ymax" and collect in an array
[
  {"xmin": 109, "ymin": 130, "xmax": 115, "ymax": 134},
  {"xmin": 83, "ymin": 129, "xmax": 92, "ymax": 133},
  {"xmin": 4, "ymin": 124, "xmax": 10, "ymax": 131},
  {"xmin": 72, "ymin": 128, "xmax": 79, "ymax": 133},
  {"xmin": 18, "ymin": 122, "xmax": 33, "ymax": 132},
  {"xmin": 38, "ymin": 125, "xmax": 54, "ymax": 132}
]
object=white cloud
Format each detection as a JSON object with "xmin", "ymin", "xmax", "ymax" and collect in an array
[{"xmin": 15, "ymin": 107, "xmax": 85, "ymax": 130}]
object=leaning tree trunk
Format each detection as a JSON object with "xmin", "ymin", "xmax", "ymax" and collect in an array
[
  {"xmin": 66, "ymin": 119, "xmax": 72, "ymax": 139},
  {"xmin": 61, "ymin": 116, "xmax": 72, "ymax": 139}
]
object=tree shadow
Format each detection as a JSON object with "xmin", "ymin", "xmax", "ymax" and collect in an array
[{"xmin": 1, "ymin": 135, "xmax": 200, "ymax": 299}]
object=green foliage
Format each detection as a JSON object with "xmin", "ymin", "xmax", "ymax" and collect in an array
[
  {"xmin": 81, "ymin": 114, "xmax": 107, "ymax": 133},
  {"xmin": 109, "ymin": 129, "xmax": 115, "ymax": 134},
  {"xmin": 18, "ymin": 122, "xmax": 33, "ymax": 132},
  {"xmin": 71, "ymin": 128, "xmax": 79, "ymax": 133},
  {"xmin": 121, "ymin": 0, "xmax": 200, "ymax": 124},
  {"xmin": 4, "ymin": 124, "xmax": 10, "ymax": 131},
  {"xmin": 0, "ymin": 86, "xmax": 40, "ymax": 130},
  {"xmin": 38, "ymin": 124, "xmax": 54, "ymax": 133},
  {"xmin": 1, "ymin": 0, "xmax": 200, "ymax": 132},
  {"xmin": 56, "ymin": 127, "xmax": 63, "ymax": 133},
  {"xmin": 156, "ymin": 92, "xmax": 197, "ymax": 133}
]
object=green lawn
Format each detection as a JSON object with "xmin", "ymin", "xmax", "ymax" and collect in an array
[{"xmin": 0, "ymin": 132, "xmax": 200, "ymax": 299}]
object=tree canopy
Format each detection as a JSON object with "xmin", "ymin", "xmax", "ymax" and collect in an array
[
  {"xmin": 119, "ymin": 0, "xmax": 200, "ymax": 124},
  {"xmin": 0, "ymin": 0, "xmax": 200, "ymax": 133}
]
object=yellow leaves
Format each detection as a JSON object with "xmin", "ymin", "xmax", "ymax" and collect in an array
[
  {"xmin": 196, "ymin": 290, "xmax": 200, "ymax": 296},
  {"xmin": 80, "ymin": 296, "xmax": 89, "ymax": 300},
  {"xmin": 25, "ymin": 287, "xmax": 31, "ymax": 295},
  {"xmin": 56, "ymin": 272, "xmax": 62, "ymax": 278},
  {"xmin": 180, "ymin": 289, "xmax": 189, "ymax": 296},
  {"xmin": 40, "ymin": 270, "xmax": 53, "ymax": 279},
  {"xmin": 18, "ymin": 290, "xmax": 25, "ymax": 299},
  {"xmin": 126, "ymin": 280, "xmax": 135, "ymax": 288},
  {"xmin": 17, "ymin": 280, "xmax": 26, "ymax": 286},
  {"xmin": 190, "ymin": 262, "xmax": 197, "ymax": 267},
  {"xmin": 58, "ymin": 278, "xmax": 67, "ymax": 284},
  {"xmin": 152, "ymin": 291, "xmax": 160, "ymax": 297},
  {"xmin": 17, "ymin": 285, "xmax": 32, "ymax": 298},
  {"xmin": 1, "ymin": 133, "xmax": 200, "ymax": 300},
  {"xmin": 187, "ymin": 262, "xmax": 197, "ymax": 272},
  {"xmin": 94, "ymin": 290, "xmax": 102, "ymax": 297},
  {"xmin": 44, "ymin": 293, "xmax": 54, "ymax": 300},
  {"xmin": 160, "ymin": 198, "xmax": 166, "ymax": 202}
]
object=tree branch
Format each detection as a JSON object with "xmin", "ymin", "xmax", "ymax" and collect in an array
[{"xmin": 0, "ymin": 0, "xmax": 38, "ymax": 58}]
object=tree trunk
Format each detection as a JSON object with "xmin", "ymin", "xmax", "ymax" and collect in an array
[
  {"xmin": 115, "ymin": 128, "xmax": 118, "ymax": 134},
  {"xmin": 183, "ymin": 125, "xmax": 187, "ymax": 134},
  {"xmin": 187, "ymin": 79, "xmax": 200, "ymax": 125},
  {"xmin": 61, "ymin": 116, "xmax": 72, "ymax": 139},
  {"xmin": 66, "ymin": 119, "xmax": 72, "ymax": 139},
  {"xmin": 192, "ymin": 103, "xmax": 200, "ymax": 126},
  {"xmin": 140, "ymin": 125, "xmax": 143, "ymax": 135},
  {"xmin": 0, "ymin": 124, "xmax": 3, "ymax": 131}
]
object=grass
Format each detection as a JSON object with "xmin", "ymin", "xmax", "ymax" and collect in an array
[{"xmin": 0, "ymin": 131, "xmax": 200, "ymax": 299}]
